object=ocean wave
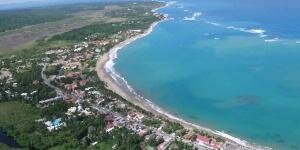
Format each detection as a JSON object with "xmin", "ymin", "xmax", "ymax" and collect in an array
[
  {"xmin": 264, "ymin": 38, "xmax": 279, "ymax": 43},
  {"xmin": 205, "ymin": 21, "xmax": 268, "ymax": 38},
  {"xmin": 296, "ymin": 41, "xmax": 300, "ymax": 44},
  {"xmin": 183, "ymin": 12, "xmax": 202, "ymax": 21},
  {"xmin": 205, "ymin": 21, "xmax": 222, "ymax": 27}
]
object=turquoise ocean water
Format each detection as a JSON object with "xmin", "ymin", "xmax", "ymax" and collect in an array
[{"xmin": 114, "ymin": 0, "xmax": 300, "ymax": 149}]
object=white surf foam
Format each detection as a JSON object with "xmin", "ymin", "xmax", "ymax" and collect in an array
[
  {"xmin": 205, "ymin": 21, "xmax": 268, "ymax": 38},
  {"xmin": 245, "ymin": 29, "xmax": 267, "ymax": 37},
  {"xmin": 183, "ymin": 12, "xmax": 202, "ymax": 21},
  {"xmin": 246, "ymin": 29, "xmax": 265, "ymax": 34},
  {"xmin": 205, "ymin": 21, "xmax": 222, "ymax": 27},
  {"xmin": 264, "ymin": 38, "xmax": 279, "ymax": 42}
]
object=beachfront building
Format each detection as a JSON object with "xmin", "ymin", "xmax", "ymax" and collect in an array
[{"xmin": 196, "ymin": 135, "xmax": 223, "ymax": 150}]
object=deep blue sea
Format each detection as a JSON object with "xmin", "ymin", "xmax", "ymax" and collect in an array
[{"xmin": 115, "ymin": 0, "xmax": 300, "ymax": 149}]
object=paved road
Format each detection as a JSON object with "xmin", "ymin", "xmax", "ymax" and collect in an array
[
  {"xmin": 41, "ymin": 64, "xmax": 65, "ymax": 96},
  {"xmin": 40, "ymin": 64, "xmax": 66, "ymax": 103}
]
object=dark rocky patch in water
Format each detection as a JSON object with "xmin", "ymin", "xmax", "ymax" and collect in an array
[
  {"xmin": 236, "ymin": 95, "xmax": 260, "ymax": 105},
  {"xmin": 271, "ymin": 133, "xmax": 285, "ymax": 144},
  {"xmin": 291, "ymin": 145, "xmax": 299, "ymax": 150}
]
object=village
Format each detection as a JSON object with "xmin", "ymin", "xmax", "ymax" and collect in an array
[{"xmin": 0, "ymin": 18, "xmax": 249, "ymax": 150}]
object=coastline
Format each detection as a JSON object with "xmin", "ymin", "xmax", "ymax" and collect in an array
[{"xmin": 95, "ymin": 3, "xmax": 269, "ymax": 150}]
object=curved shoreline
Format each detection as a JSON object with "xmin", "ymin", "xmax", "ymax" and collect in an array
[{"xmin": 95, "ymin": 3, "xmax": 270, "ymax": 150}]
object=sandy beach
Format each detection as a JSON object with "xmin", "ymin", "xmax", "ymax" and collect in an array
[{"xmin": 95, "ymin": 3, "xmax": 269, "ymax": 150}]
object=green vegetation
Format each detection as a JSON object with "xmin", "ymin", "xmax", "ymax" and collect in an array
[
  {"xmin": 105, "ymin": 1, "xmax": 164, "ymax": 18},
  {"xmin": 41, "ymin": 101, "xmax": 70, "ymax": 119},
  {"xmin": 0, "ymin": 8, "xmax": 68, "ymax": 32},
  {"xmin": 0, "ymin": 2, "xmax": 107, "ymax": 54},
  {"xmin": 0, "ymin": 3, "xmax": 107, "ymax": 33},
  {"xmin": 143, "ymin": 118, "xmax": 162, "ymax": 128},
  {"xmin": 0, "ymin": 101, "xmax": 41, "ymax": 148},
  {"xmin": 167, "ymin": 140, "xmax": 195, "ymax": 150},
  {"xmin": 0, "ymin": 143, "xmax": 11, "ymax": 150},
  {"xmin": 50, "ymin": 14, "xmax": 161, "ymax": 42},
  {"xmin": 0, "ymin": 60, "xmax": 56, "ymax": 103},
  {"xmin": 195, "ymin": 130, "xmax": 225, "ymax": 143},
  {"xmin": 146, "ymin": 135, "xmax": 164, "ymax": 147},
  {"xmin": 44, "ymin": 65, "xmax": 62, "ymax": 76},
  {"xmin": 162, "ymin": 122, "xmax": 184, "ymax": 134},
  {"xmin": 0, "ymin": 101, "xmax": 113, "ymax": 149},
  {"xmin": 175, "ymin": 129, "xmax": 188, "ymax": 137},
  {"xmin": 0, "ymin": 1, "xmax": 163, "ymax": 54},
  {"xmin": 94, "ymin": 127, "xmax": 143, "ymax": 150}
]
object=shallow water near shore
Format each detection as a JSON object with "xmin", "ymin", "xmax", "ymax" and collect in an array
[{"xmin": 114, "ymin": 0, "xmax": 300, "ymax": 149}]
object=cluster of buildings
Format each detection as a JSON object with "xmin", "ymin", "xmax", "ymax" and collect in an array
[
  {"xmin": 90, "ymin": 29, "xmax": 142, "ymax": 48},
  {"xmin": 0, "ymin": 26, "xmax": 249, "ymax": 150},
  {"xmin": 195, "ymin": 135, "xmax": 223, "ymax": 150},
  {"xmin": 0, "ymin": 60, "xmax": 41, "ymax": 100}
]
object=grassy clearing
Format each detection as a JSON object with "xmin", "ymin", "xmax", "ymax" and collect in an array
[{"xmin": 0, "ymin": 3, "xmax": 123, "ymax": 54}]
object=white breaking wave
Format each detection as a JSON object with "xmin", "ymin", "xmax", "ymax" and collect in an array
[
  {"xmin": 205, "ymin": 21, "xmax": 222, "ymax": 26},
  {"xmin": 183, "ymin": 12, "xmax": 202, "ymax": 21},
  {"xmin": 264, "ymin": 38, "xmax": 279, "ymax": 42},
  {"xmin": 246, "ymin": 29, "xmax": 266, "ymax": 37},
  {"xmin": 246, "ymin": 29, "xmax": 265, "ymax": 34},
  {"xmin": 227, "ymin": 26, "xmax": 267, "ymax": 37},
  {"xmin": 205, "ymin": 21, "xmax": 268, "ymax": 38}
]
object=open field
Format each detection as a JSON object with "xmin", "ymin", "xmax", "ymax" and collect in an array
[{"xmin": 0, "ymin": 3, "xmax": 133, "ymax": 54}]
